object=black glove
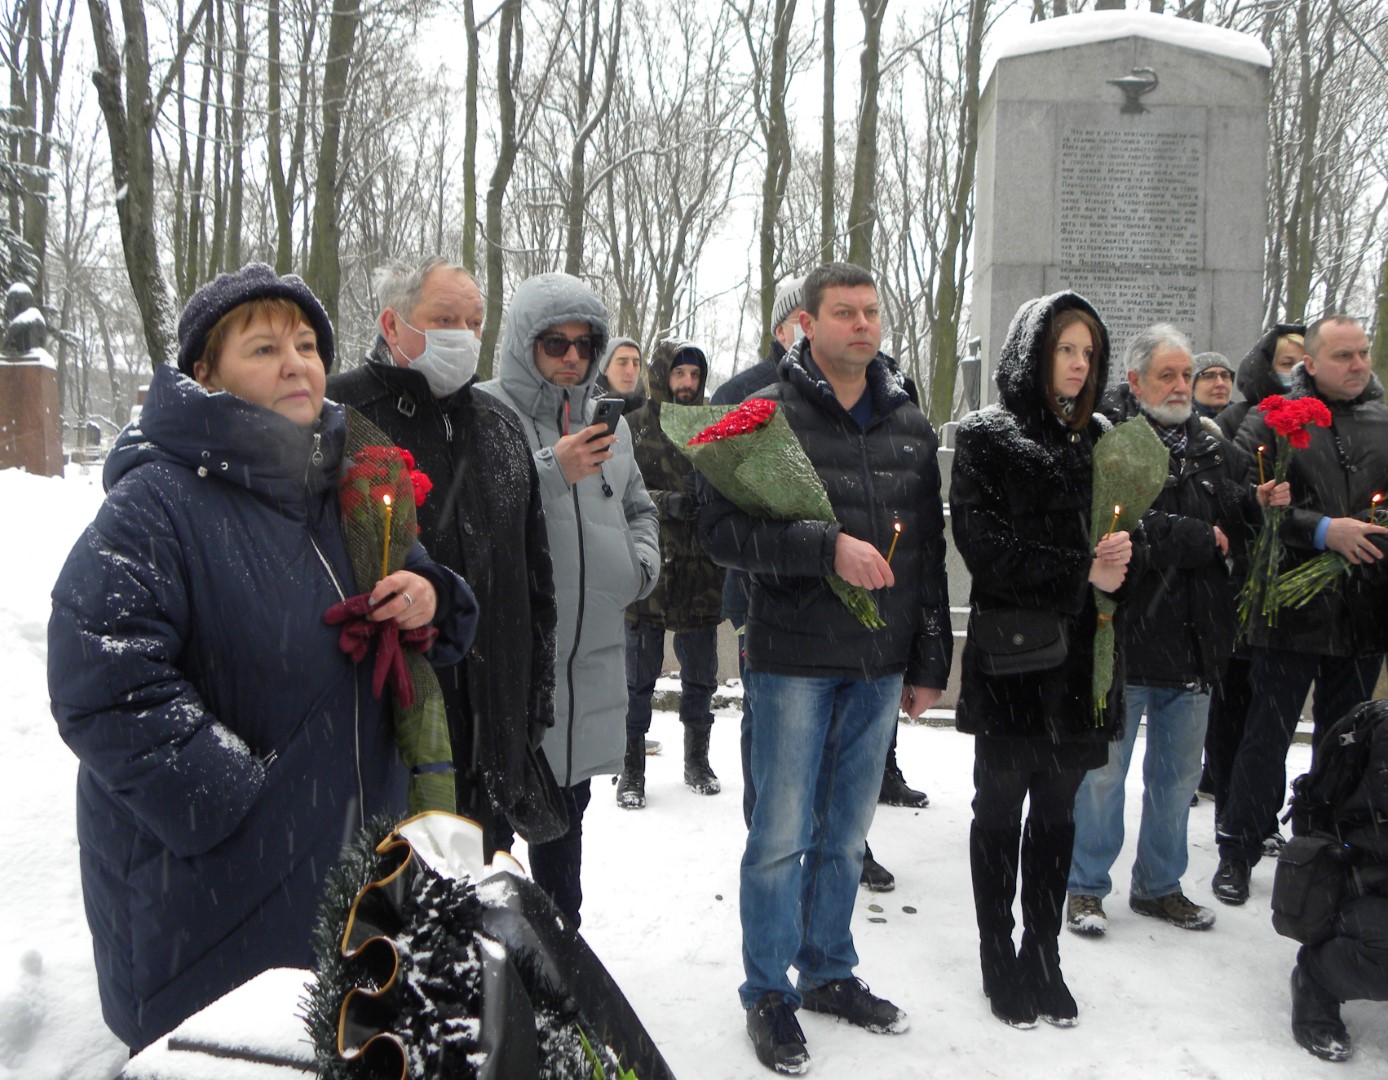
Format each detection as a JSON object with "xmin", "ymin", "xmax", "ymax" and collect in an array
[{"xmin": 665, "ymin": 493, "xmax": 698, "ymax": 521}]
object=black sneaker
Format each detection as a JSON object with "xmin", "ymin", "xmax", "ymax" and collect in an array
[
  {"xmin": 1211, "ymin": 857, "xmax": 1250, "ymax": 905},
  {"xmin": 746, "ymin": 993, "xmax": 810, "ymax": 1074},
  {"xmin": 1291, "ymin": 965, "xmax": 1353, "ymax": 1062},
  {"xmin": 879, "ymin": 763, "xmax": 929, "ymax": 808},
  {"xmin": 799, "ymin": 977, "xmax": 909, "ymax": 1034},
  {"xmin": 860, "ymin": 845, "xmax": 895, "ymax": 892}
]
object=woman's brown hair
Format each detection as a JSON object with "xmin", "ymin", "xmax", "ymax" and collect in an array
[{"xmin": 1041, "ymin": 307, "xmax": 1103, "ymax": 429}]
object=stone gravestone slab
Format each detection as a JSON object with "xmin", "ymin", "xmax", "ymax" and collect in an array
[
  {"xmin": 972, "ymin": 10, "xmax": 1270, "ymax": 399},
  {"xmin": 0, "ymin": 283, "xmax": 63, "ymax": 477}
]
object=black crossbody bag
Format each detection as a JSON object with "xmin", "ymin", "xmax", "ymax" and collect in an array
[{"xmin": 968, "ymin": 607, "xmax": 1069, "ymax": 677}]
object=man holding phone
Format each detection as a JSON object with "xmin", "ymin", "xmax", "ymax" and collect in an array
[
  {"xmin": 618, "ymin": 340, "xmax": 725, "ymax": 809},
  {"xmin": 478, "ymin": 273, "xmax": 659, "ymax": 928}
]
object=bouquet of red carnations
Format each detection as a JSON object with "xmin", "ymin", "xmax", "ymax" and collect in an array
[
  {"xmin": 329, "ymin": 410, "xmax": 453, "ymax": 815},
  {"xmin": 661, "ymin": 398, "xmax": 885, "ymax": 629},
  {"xmin": 1236, "ymin": 394, "xmax": 1333, "ymax": 634}
]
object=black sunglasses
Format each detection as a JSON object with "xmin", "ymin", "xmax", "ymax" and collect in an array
[{"xmin": 537, "ymin": 334, "xmax": 594, "ymax": 360}]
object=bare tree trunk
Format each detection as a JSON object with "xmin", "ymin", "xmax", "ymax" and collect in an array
[
  {"xmin": 845, "ymin": 0, "xmax": 886, "ymax": 269},
  {"xmin": 225, "ymin": 0, "xmax": 246, "ymax": 267},
  {"xmin": 819, "ymin": 0, "xmax": 835, "ymax": 262},
  {"xmin": 461, "ymin": 0, "xmax": 479, "ymax": 271},
  {"xmin": 86, "ymin": 0, "xmax": 182, "ymax": 368},
  {"xmin": 926, "ymin": 0, "xmax": 985, "ymax": 428},
  {"xmin": 482, "ymin": 0, "xmax": 522, "ymax": 379},
  {"xmin": 306, "ymin": 0, "xmax": 362, "ymax": 327},
  {"xmin": 1284, "ymin": 0, "xmax": 1334, "ymax": 320},
  {"xmin": 562, "ymin": 0, "xmax": 624, "ymax": 276},
  {"xmin": 1372, "ymin": 242, "xmax": 1388, "ymax": 383}
]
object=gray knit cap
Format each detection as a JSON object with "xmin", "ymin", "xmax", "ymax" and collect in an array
[
  {"xmin": 1192, "ymin": 351, "xmax": 1234, "ymax": 379},
  {"xmin": 771, "ymin": 276, "xmax": 807, "ymax": 329},
  {"xmin": 176, "ymin": 262, "xmax": 336, "ymax": 375}
]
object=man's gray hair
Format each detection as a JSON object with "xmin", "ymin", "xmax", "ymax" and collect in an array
[
  {"xmin": 373, "ymin": 257, "xmax": 476, "ymax": 319},
  {"xmin": 1124, "ymin": 323, "xmax": 1192, "ymax": 376}
]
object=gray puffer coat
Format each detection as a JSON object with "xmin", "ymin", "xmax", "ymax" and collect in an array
[{"xmin": 478, "ymin": 274, "xmax": 660, "ymax": 786}]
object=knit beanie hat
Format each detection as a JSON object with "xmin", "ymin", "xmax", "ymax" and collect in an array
[
  {"xmin": 1192, "ymin": 351, "xmax": 1233, "ymax": 380},
  {"xmin": 771, "ymin": 276, "xmax": 807, "ymax": 330},
  {"xmin": 176, "ymin": 262, "xmax": 336, "ymax": 375}
]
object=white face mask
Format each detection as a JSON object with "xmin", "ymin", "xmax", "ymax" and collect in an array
[{"xmin": 393, "ymin": 318, "xmax": 481, "ymax": 397}]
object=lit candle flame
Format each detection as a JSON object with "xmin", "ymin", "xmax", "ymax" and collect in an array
[
  {"xmin": 1257, "ymin": 445, "xmax": 1266, "ymax": 486},
  {"xmin": 886, "ymin": 520, "xmax": 903, "ymax": 565},
  {"xmin": 381, "ymin": 494, "xmax": 394, "ymax": 580},
  {"xmin": 1103, "ymin": 504, "xmax": 1121, "ymax": 540},
  {"xmin": 1373, "ymin": 493, "xmax": 1383, "ymax": 522}
]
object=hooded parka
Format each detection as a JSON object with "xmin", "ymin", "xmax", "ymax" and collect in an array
[
  {"xmin": 627, "ymin": 340, "xmax": 724, "ymax": 630},
  {"xmin": 48, "ymin": 364, "xmax": 477, "ymax": 1050},
  {"xmin": 950, "ymin": 291, "xmax": 1126, "ymax": 749},
  {"xmin": 477, "ymin": 274, "xmax": 660, "ymax": 787}
]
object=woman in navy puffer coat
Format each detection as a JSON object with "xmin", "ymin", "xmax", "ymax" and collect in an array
[{"xmin": 48, "ymin": 265, "xmax": 476, "ymax": 1051}]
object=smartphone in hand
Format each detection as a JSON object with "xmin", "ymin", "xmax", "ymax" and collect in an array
[{"xmin": 589, "ymin": 397, "xmax": 624, "ymax": 439}]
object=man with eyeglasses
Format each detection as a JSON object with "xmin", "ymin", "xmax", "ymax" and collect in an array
[
  {"xmin": 328, "ymin": 257, "xmax": 565, "ymax": 852},
  {"xmin": 478, "ymin": 272, "xmax": 659, "ymax": 928}
]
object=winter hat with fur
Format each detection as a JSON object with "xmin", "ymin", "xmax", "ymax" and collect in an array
[
  {"xmin": 176, "ymin": 262, "xmax": 336, "ymax": 375},
  {"xmin": 1192, "ymin": 351, "xmax": 1234, "ymax": 380},
  {"xmin": 771, "ymin": 276, "xmax": 807, "ymax": 329}
]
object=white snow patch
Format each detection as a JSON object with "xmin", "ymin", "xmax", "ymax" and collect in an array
[{"xmin": 984, "ymin": 10, "xmax": 1271, "ymax": 88}]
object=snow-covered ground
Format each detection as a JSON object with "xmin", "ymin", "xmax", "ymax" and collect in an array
[{"xmin": 1, "ymin": 464, "xmax": 1382, "ymax": 1079}]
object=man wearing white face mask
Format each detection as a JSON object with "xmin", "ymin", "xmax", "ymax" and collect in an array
[{"xmin": 329, "ymin": 257, "xmax": 567, "ymax": 853}]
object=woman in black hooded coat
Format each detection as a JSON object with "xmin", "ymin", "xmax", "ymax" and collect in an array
[{"xmin": 950, "ymin": 292, "xmax": 1133, "ymax": 1029}]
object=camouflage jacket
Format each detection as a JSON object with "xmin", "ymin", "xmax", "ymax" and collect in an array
[{"xmin": 627, "ymin": 339, "xmax": 724, "ymax": 629}]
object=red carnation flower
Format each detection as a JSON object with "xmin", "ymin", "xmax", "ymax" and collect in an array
[
  {"xmin": 687, "ymin": 398, "xmax": 777, "ymax": 446},
  {"xmin": 410, "ymin": 469, "xmax": 433, "ymax": 507},
  {"xmin": 1260, "ymin": 395, "xmax": 1332, "ymax": 444}
]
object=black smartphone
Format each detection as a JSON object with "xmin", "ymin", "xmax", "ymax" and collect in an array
[{"xmin": 589, "ymin": 397, "xmax": 624, "ymax": 439}]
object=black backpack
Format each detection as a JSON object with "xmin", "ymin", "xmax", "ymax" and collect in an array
[
  {"xmin": 1286, "ymin": 699, "xmax": 1388, "ymax": 842},
  {"xmin": 1271, "ymin": 699, "xmax": 1388, "ymax": 945}
]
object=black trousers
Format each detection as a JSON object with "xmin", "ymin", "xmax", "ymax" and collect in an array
[
  {"xmin": 1301, "ymin": 895, "xmax": 1388, "ymax": 1003},
  {"xmin": 972, "ymin": 736, "xmax": 1088, "ymax": 832},
  {"xmin": 499, "ymin": 779, "xmax": 592, "ymax": 929}
]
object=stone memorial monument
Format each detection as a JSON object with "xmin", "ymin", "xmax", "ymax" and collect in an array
[
  {"xmin": 0, "ymin": 282, "xmax": 63, "ymax": 476},
  {"xmin": 972, "ymin": 11, "xmax": 1271, "ymax": 397}
]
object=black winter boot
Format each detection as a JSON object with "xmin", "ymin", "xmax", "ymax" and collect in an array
[
  {"xmin": 860, "ymin": 842, "xmax": 896, "ymax": 892},
  {"xmin": 1291, "ymin": 964, "xmax": 1352, "ymax": 1061},
  {"xmin": 879, "ymin": 744, "xmax": 929, "ymax": 808},
  {"xmin": 970, "ymin": 822, "xmax": 1036, "ymax": 1028},
  {"xmin": 616, "ymin": 735, "xmax": 646, "ymax": 809},
  {"xmin": 683, "ymin": 721, "xmax": 721, "ymax": 795},
  {"xmin": 1017, "ymin": 819, "xmax": 1079, "ymax": 1028}
]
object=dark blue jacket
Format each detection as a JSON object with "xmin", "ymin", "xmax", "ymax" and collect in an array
[{"xmin": 48, "ymin": 364, "xmax": 476, "ymax": 1050}]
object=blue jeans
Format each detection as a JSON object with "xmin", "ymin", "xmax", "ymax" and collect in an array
[
  {"xmin": 1069, "ymin": 684, "xmax": 1209, "ymax": 901},
  {"xmin": 738, "ymin": 669, "xmax": 902, "ymax": 1008},
  {"xmin": 624, "ymin": 619, "xmax": 719, "ymax": 738}
]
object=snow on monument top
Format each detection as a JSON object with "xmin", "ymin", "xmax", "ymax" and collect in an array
[{"xmin": 984, "ymin": 10, "xmax": 1271, "ymax": 87}]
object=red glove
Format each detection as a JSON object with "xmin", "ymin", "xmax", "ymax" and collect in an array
[{"xmin": 323, "ymin": 592, "xmax": 440, "ymax": 708}]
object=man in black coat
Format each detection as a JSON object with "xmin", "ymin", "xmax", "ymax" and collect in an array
[
  {"xmin": 327, "ymin": 257, "xmax": 563, "ymax": 848},
  {"xmin": 1068, "ymin": 325, "xmax": 1281, "ymax": 936},
  {"xmin": 1216, "ymin": 315, "xmax": 1388, "ymax": 904},
  {"xmin": 700, "ymin": 262, "xmax": 952, "ymax": 1074}
]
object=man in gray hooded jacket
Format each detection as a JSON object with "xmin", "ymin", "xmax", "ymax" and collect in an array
[{"xmin": 478, "ymin": 273, "xmax": 660, "ymax": 927}]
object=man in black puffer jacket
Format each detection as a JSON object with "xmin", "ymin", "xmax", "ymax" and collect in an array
[
  {"xmin": 1215, "ymin": 315, "xmax": 1388, "ymax": 905},
  {"xmin": 328, "ymin": 257, "xmax": 564, "ymax": 849},
  {"xmin": 1068, "ymin": 325, "xmax": 1281, "ymax": 936},
  {"xmin": 700, "ymin": 263, "xmax": 951, "ymax": 1074}
]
